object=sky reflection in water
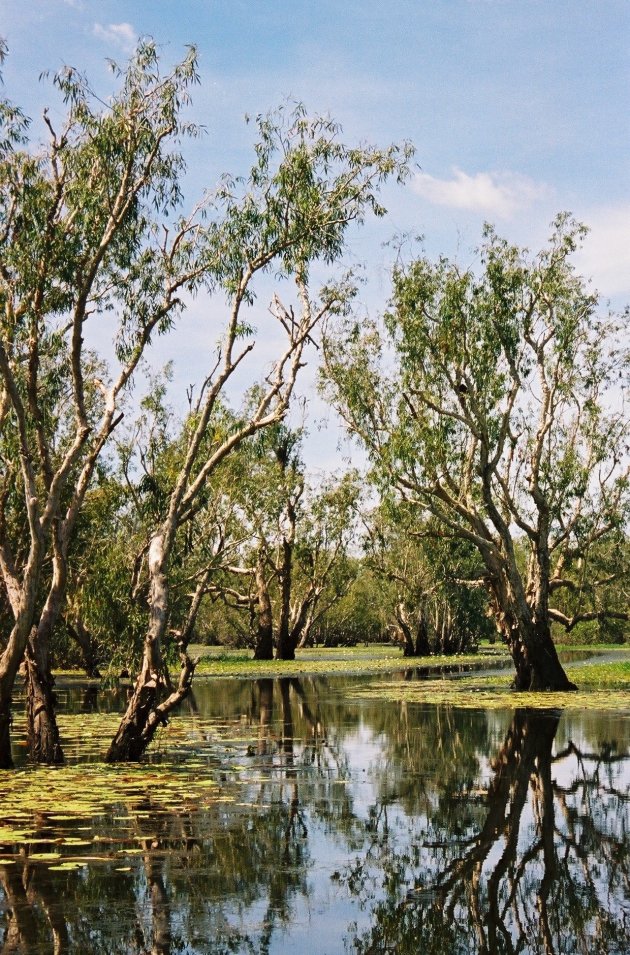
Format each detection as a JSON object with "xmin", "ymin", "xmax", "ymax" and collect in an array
[{"xmin": 0, "ymin": 672, "xmax": 629, "ymax": 954}]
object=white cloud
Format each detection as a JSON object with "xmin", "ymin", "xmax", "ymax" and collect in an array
[
  {"xmin": 575, "ymin": 204, "xmax": 630, "ymax": 301},
  {"xmin": 92, "ymin": 22, "xmax": 137, "ymax": 53},
  {"xmin": 411, "ymin": 167, "xmax": 548, "ymax": 219}
]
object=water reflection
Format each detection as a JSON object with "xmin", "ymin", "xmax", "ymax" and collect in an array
[
  {"xmin": 1, "ymin": 675, "xmax": 629, "ymax": 954},
  {"xmin": 346, "ymin": 707, "xmax": 630, "ymax": 954}
]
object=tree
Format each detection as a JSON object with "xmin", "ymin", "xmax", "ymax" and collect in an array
[
  {"xmin": 362, "ymin": 503, "xmax": 492, "ymax": 657},
  {"xmin": 323, "ymin": 217, "xmax": 629, "ymax": 689},
  {"xmin": 201, "ymin": 424, "xmax": 362, "ymax": 660},
  {"xmin": 214, "ymin": 425, "xmax": 362, "ymax": 660},
  {"xmin": 310, "ymin": 563, "xmax": 392, "ymax": 646},
  {"xmin": 0, "ymin": 41, "xmax": 211, "ymax": 766},
  {"xmin": 105, "ymin": 109, "xmax": 411, "ymax": 761}
]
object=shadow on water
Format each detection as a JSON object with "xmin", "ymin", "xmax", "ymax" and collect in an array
[{"xmin": 1, "ymin": 673, "xmax": 629, "ymax": 953}]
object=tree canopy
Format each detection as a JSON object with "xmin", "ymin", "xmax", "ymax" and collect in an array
[{"xmin": 323, "ymin": 216, "xmax": 630, "ymax": 689}]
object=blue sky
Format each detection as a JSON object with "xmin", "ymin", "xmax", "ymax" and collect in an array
[{"xmin": 2, "ymin": 0, "xmax": 629, "ymax": 468}]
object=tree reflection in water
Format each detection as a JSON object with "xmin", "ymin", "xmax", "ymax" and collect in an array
[
  {"xmin": 345, "ymin": 707, "xmax": 630, "ymax": 955},
  {"xmin": 0, "ymin": 680, "xmax": 629, "ymax": 954}
]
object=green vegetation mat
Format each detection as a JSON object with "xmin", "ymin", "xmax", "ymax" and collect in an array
[
  {"xmin": 348, "ymin": 660, "xmax": 630, "ymax": 711},
  {"xmin": 188, "ymin": 643, "xmax": 511, "ymax": 678},
  {"xmin": 0, "ymin": 712, "xmax": 254, "ymax": 856}
]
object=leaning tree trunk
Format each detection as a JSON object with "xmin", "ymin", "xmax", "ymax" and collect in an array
[
  {"xmin": 106, "ymin": 534, "xmax": 171, "ymax": 762},
  {"xmin": 105, "ymin": 659, "xmax": 164, "ymax": 763},
  {"xmin": 106, "ymin": 533, "xmax": 197, "ymax": 762}
]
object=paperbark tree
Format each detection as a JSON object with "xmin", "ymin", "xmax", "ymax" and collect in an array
[
  {"xmin": 206, "ymin": 429, "xmax": 361, "ymax": 660},
  {"xmin": 106, "ymin": 111, "xmax": 410, "ymax": 760},
  {"xmin": 324, "ymin": 217, "xmax": 629, "ymax": 689},
  {"xmin": 0, "ymin": 40, "xmax": 215, "ymax": 766}
]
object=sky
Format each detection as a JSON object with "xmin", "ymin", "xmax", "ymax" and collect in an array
[{"xmin": 2, "ymin": 0, "xmax": 629, "ymax": 471}]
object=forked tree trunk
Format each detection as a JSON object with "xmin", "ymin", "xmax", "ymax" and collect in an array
[
  {"xmin": 106, "ymin": 534, "xmax": 171, "ymax": 762},
  {"xmin": 105, "ymin": 667, "xmax": 162, "ymax": 763},
  {"xmin": 0, "ymin": 543, "xmax": 45, "ymax": 768},
  {"xmin": 436, "ymin": 707, "xmax": 561, "ymax": 919},
  {"xmin": 395, "ymin": 602, "xmax": 415, "ymax": 656},
  {"xmin": 106, "ymin": 533, "xmax": 196, "ymax": 762},
  {"xmin": 296, "ymin": 602, "xmax": 318, "ymax": 649},
  {"xmin": 283, "ymin": 591, "xmax": 317, "ymax": 658}
]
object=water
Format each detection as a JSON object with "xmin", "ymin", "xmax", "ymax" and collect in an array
[{"xmin": 1, "ymin": 670, "xmax": 629, "ymax": 953}]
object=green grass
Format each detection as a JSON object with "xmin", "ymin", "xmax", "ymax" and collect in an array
[
  {"xmin": 188, "ymin": 642, "xmax": 510, "ymax": 678},
  {"xmin": 348, "ymin": 658, "xmax": 630, "ymax": 711},
  {"xmin": 53, "ymin": 641, "xmax": 629, "ymax": 684}
]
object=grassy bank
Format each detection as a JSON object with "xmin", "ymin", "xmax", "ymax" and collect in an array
[
  {"xmin": 188, "ymin": 642, "xmax": 511, "ymax": 678},
  {"xmin": 348, "ymin": 656, "xmax": 630, "ymax": 711}
]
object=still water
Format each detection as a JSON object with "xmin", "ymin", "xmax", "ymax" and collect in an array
[{"xmin": 1, "ymin": 671, "xmax": 629, "ymax": 953}]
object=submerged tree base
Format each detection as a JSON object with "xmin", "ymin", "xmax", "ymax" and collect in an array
[
  {"xmin": 25, "ymin": 654, "xmax": 64, "ymax": 765},
  {"xmin": 106, "ymin": 656, "xmax": 196, "ymax": 762},
  {"xmin": 511, "ymin": 675, "xmax": 578, "ymax": 692},
  {"xmin": 504, "ymin": 624, "xmax": 578, "ymax": 692},
  {"xmin": 349, "ymin": 662, "xmax": 630, "ymax": 709}
]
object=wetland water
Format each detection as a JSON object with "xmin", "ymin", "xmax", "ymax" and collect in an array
[{"xmin": 1, "ymin": 670, "xmax": 629, "ymax": 953}]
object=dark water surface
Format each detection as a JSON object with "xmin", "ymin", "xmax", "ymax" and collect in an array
[{"xmin": 1, "ymin": 670, "xmax": 629, "ymax": 953}]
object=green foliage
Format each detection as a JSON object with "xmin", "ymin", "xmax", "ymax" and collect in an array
[
  {"xmin": 360, "ymin": 501, "xmax": 493, "ymax": 654},
  {"xmin": 204, "ymin": 104, "xmax": 413, "ymax": 293},
  {"xmin": 313, "ymin": 564, "xmax": 392, "ymax": 646},
  {"xmin": 323, "ymin": 217, "xmax": 629, "ymax": 660}
]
